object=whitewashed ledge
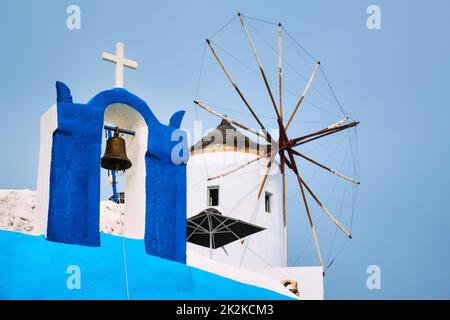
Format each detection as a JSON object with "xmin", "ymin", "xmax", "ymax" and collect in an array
[
  {"xmin": 0, "ymin": 189, "xmax": 36, "ymax": 234},
  {"xmin": 99, "ymin": 200, "xmax": 124, "ymax": 236},
  {"xmin": 0, "ymin": 189, "xmax": 123, "ymax": 236}
]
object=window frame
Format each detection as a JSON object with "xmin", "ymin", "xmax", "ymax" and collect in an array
[
  {"xmin": 207, "ymin": 185, "xmax": 220, "ymax": 207},
  {"xmin": 264, "ymin": 191, "xmax": 272, "ymax": 213}
]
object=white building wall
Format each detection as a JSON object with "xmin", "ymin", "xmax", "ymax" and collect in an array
[
  {"xmin": 254, "ymin": 267, "xmax": 324, "ymax": 300},
  {"xmin": 35, "ymin": 105, "xmax": 57, "ymax": 236},
  {"xmin": 104, "ymin": 103, "xmax": 148, "ymax": 239},
  {"xmin": 187, "ymin": 151, "xmax": 286, "ymax": 268}
]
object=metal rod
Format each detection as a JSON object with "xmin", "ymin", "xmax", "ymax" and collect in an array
[
  {"xmin": 208, "ymin": 213, "xmax": 213, "ymax": 258},
  {"xmin": 104, "ymin": 125, "xmax": 136, "ymax": 136}
]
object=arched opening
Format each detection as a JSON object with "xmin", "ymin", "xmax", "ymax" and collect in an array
[
  {"xmin": 101, "ymin": 103, "xmax": 148, "ymax": 239},
  {"xmin": 39, "ymin": 83, "xmax": 187, "ymax": 262}
]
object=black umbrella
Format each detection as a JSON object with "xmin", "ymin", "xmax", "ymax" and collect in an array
[{"xmin": 187, "ymin": 208, "xmax": 265, "ymax": 251}]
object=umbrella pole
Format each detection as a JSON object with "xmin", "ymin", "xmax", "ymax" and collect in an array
[
  {"xmin": 208, "ymin": 212, "xmax": 213, "ymax": 259},
  {"xmin": 209, "ymin": 235, "xmax": 212, "ymax": 259}
]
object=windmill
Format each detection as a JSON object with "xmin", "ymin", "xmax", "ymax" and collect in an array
[{"xmin": 193, "ymin": 12, "xmax": 360, "ymax": 270}]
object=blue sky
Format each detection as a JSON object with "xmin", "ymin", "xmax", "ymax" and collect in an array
[{"xmin": 1, "ymin": 0, "xmax": 449, "ymax": 299}]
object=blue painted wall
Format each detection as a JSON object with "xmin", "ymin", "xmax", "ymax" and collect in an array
[
  {"xmin": 47, "ymin": 82, "xmax": 188, "ymax": 263},
  {"xmin": 0, "ymin": 231, "xmax": 289, "ymax": 300}
]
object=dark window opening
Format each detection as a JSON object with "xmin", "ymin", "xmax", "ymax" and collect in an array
[
  {"xmin": 265, "ymin": 192, "xmax": 272, "ymax": 213},
  {"xmin": 208, "ymin": 186, "xmax": 219, "ymax": 207}
]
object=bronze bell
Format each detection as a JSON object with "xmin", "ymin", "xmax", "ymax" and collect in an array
[{"xmin": 101, "ymin": 128, "xmax": 132, "ymax": 171}]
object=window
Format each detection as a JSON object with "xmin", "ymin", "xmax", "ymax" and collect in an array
[
  {"xmin": 265, "ymin": 192, "xmax": 272, "ymax": 213},
  {"xmin": 208, "ymin": 186, "xmax": 219, "ymax": 207}
]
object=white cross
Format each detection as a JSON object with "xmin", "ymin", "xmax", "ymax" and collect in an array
[{"xmin": 101, "ymin": 42, "xmax": 138, "ymax": 88}]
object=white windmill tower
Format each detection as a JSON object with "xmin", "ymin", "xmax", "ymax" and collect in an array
[{"xmin": 187, "ymin": 117, "xmax": 286, "ymax": 268}]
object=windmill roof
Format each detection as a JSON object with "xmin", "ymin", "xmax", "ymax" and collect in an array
[{"xmin": 190, "ymin": 119, "xmax": 270, "ymax": 156}]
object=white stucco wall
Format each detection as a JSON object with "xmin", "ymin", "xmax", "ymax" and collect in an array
[
  {"xmin": 187, "ymin": 251, "xmax": 299, "ymax": 299},
  {"xmin": 104, "ymin": 103, "xmax": 148, "ymax": 239},
  {"xmin": 187, "ymin": 151, "xmax": 286, "ymax": 268},
  {"xmin": 0, "ymin": 189, "xmax": 37, "ymax": 234},
  {"xmin": 35, "ymin": 105, "xmax": 57, "ymax": 236},
  {"xmin": 254, "ymin": 266, "xmax": 324, "ymax": 300}
]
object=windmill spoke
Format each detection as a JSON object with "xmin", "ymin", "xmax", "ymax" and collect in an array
[
  {"xmin": 208, "ymin": 140, "xmax": 296, "ymax": 181},
  {"xmin": 327, "ymin": 117, "xmax": 348, "ymax": 130},
  {"xmin": 292, "ymin": 118, "xmax": 352, "ymax": 143},
  {"xmin": 292, "ymin": 121, "xmax": 359, "ymax": 147},
  {"xmin": 238, "ymin": 13, "xmax": 282, "ymax": 122},
  {"xmin": 290, "ymin": 149, "xmax": 360, "ymax": 184},
  {"xmin": 285, "ymin": 61, "xmax": 321, "ymax": 130},
  {"xmin": 283, "ymin": 153, "xmax": 293, "ymax": 170},
  {"xmin": 257, "ymin": 152, "xmax": 277, "ymax": 199},
  {"xmin": 278, "ymin": 23, "xmax": 283, "ymax": 119},
  {"xmin": 299, "ymin": 175, "xmax": 352, "ymax": 239},
  {"xmin": 257, "ymin": 164, "xmax": 271, "ymax": 199},
  {"xmin": 280, "ymin": 151, "xmax": 288, "ymax": 266},
  {"xmin": 208, "ymin": 152, "xmax": 271, "ymax": 181},
  {"xmin": 287, "ymin": 151, "xmax": 324, "ymax": 268},
  {"xmin": 194, "ymin": 100, "xmax": 269, "ymax": 141},
  {"xmin": 206, "ymin": 39, "xmax": 272, "ymax": 142}
]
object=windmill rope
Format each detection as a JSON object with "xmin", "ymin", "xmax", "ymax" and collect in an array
[
  {"xmin": 319, "ymin": 67, "xmax": 351, "ymax": 120},
  {"xmin": 292, "ymin": 134, "xmax": 348, "ymax": 202},
  {"xmin": 325, "ymin": 156, "xmax": 351, "ymax": 266},
  {"xmin": 292, "ymin": 143, "xmax": 351, "ymax": 266},
  {"xmin": 209, "ymin": 14, "xmax": 239, "ymax": 39},
  {"xmin": 194, "ymin": 43, "xmax": 207, "ymax": 101},
  {"xmin": 206, "ymin": 102, "xmax": 334, "ymax": 124},
  {"xmin": 240, "ymin": 13, "xmax": 278, "ymax": 26},
  {"xmin": 246, "ymin": 20, "xmax": 339, "ymax": 108},
  {"xmin": 349, "ymin": 128, "xmax": 360, "ymax": 232},
  {"xmin": 282, "ymin": 27, "xmax": 316, "ymax": 63},
  {"xmin": 325, "ymin": 238, "xmax": 349, "ymax": 271},
  {"xmin": 219, "ymin": 203, "xmax": 274, "ymax": 268},
  {"xmin": 189, "ymin": 40, "xmax": 216, "ymax": 194},
  {"xmin": 210, "ymin": 39, "xmax": 342, "ymax": 119}
]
